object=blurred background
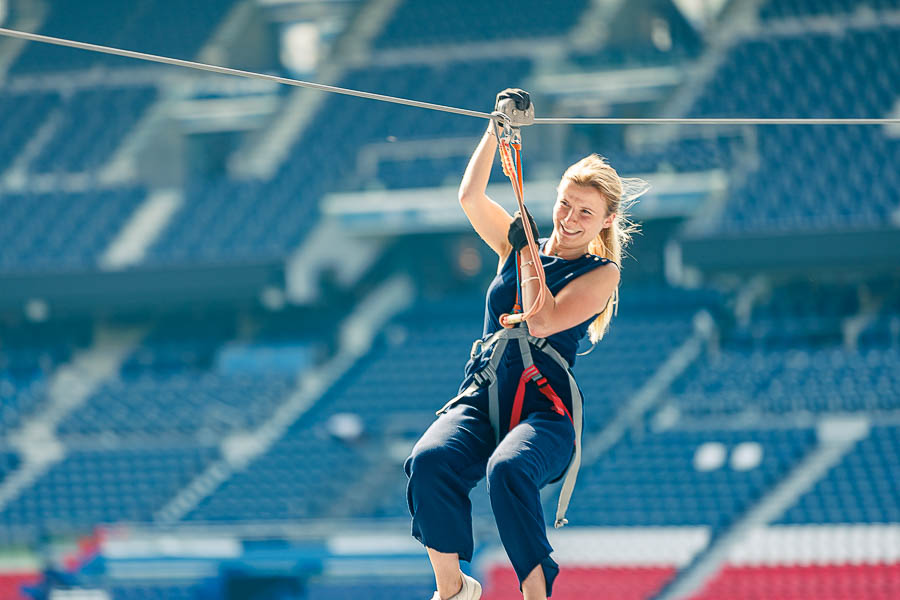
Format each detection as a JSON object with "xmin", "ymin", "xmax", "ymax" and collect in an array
[{"xmin": 0, "ymin": 0, "xmax": 899, "ymax": 598}]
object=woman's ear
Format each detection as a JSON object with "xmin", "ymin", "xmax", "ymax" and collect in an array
[{"xmin": 602, "ymin": 212, "xmax": 616, "ymax": 230}]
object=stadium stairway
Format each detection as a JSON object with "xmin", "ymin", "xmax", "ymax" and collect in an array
[
  {"xmin": 232, "ymin": 0, "xmax": 403, "ymax": 180},
  {"xmin": 154, "ymin": 275, "xmax": 413, "ymax": 523},
  {"xmin": 654, "ymin": 416, "xmax": 870, "ymax": 600},
  {"xmin": 0, "ymin": 325, "xmax": 146, "ymax": 541}
]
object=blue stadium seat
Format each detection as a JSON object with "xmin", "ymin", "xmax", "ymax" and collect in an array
[
  {"xmin": 687, "ymin": 28, "xmax": 900, "ymax": 234},
  {"xmin": 761, "ymin": 0, "xmax": 900, "ymax": 20},
  {"xmin": 778, "ymin": 426, "xmax": 900, "ymax": 523},
  {"xmin": 660, "ymin": 280, "xmax": 900, "ymax": 417},
  {"xmin": 10, "ymin": 0, "xmax": 237, "ymax": 74},
  {"xmin": 0, "ymin": 446, "xmax": 219, "ymax": 537},
  {"xmin": 0, "ymin": 188, "xmax": 146, "ymax": 273},
  {"xmin": 146, "ymin": 58, "xmax": 532, "ymax": 265},
  {"xmin": 0, "ymin": 91, "xmax": 62, "ymax": 170},
  {"xmin": 0, "ymin": 452, "xmax": 21, "ymax": 487},
  {"xmin": 567, "ymin": 427, "xmax": 817, "ymax": 529},
  {"xmin": 0, "ymin": 321, "xmax": 93, "ymax": 437},
  {"xmin": 57, "ymin": 371, "xmax": 295, "ymax": 438},
  {"xmin": 29, "ymin": 87, "xmax": 158, "ymax": 174},
  {"xmin": 375, "ymin": 0, "xmax": 589, "ymax": 48}
]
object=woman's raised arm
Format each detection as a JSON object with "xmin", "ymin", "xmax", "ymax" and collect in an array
[{"xmin": 458, "ymin": 125, "xmax": 514, "ymax": 259}]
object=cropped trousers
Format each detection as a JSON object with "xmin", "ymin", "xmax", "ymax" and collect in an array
[{"xmin": 405, "ymin": 400, "xmax": 575, "ymax": 597}]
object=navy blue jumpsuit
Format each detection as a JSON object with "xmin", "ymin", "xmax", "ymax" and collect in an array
[{"xmin": 405, "ymin": 238, "xmax": 616, "ymax": 597}]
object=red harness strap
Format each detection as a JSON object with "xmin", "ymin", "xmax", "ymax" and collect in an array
[{"xmin": 509, "ymin": 365, "xmax": 573, "ymax": 431}]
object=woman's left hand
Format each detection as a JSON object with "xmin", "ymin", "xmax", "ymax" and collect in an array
[{"xmin": 507, "ymin": 208, "xmax": 539, "ymax": 252}]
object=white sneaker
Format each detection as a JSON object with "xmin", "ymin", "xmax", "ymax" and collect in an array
[{"xmin": 431, "ymin": 570, "xmax": 482, "ymax": 600}]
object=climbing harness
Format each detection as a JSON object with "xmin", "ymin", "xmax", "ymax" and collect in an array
[{"xmin": 436, "ymin": 326, "xmax": 583, "ymax": 529}]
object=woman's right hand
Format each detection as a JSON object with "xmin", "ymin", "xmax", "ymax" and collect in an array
[{"xmin": 495, "ymin": 88, "xmax": 531, "ymax": 113}]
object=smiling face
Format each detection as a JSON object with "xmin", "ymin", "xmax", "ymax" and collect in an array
[{"xmin": 551, "ymin": 178, "xmax": 616, "ymax": 255}]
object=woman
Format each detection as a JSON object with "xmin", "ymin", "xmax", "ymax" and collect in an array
[{"xmin": 405, "ymin": 90, "xmax": 642, "ymax": 600}]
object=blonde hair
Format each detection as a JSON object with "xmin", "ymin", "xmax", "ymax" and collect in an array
[{"xmin": 561, "ymin": 154, "xmax": 641, "ymax": 343}]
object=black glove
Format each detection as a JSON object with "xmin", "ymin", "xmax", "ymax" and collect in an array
[
  {"xmin": 507, "ymin": 208, "xmax": 539, "ymax": 253},
  {"xmin": 495, "ymin": 88, "xmax": 531, "ymax": 112}
]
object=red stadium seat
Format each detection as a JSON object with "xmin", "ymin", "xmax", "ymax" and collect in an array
[
  {"xmin": 0, "ymin": 572, "xmax": 41, "ymax": 600},
  {"xmin": 482, "ymin": 565, "xmax": 676, "ymax": 600},
  {"xmin": 690, "ymin": 563, "xmax": 900, "ymax": 600}
]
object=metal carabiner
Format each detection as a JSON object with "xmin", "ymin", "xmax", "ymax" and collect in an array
[
  {"xmin": 470, "ymin": 337, "xmax": 485, "ymax": 359},
  {"xmin": 491, "ymin": 110, "xmax": 516, "ymax": 144}
]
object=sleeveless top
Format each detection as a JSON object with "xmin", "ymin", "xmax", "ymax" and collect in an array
[{"xmin": 460, "ymin": 238, "xmax": 617, "ymax": 408}]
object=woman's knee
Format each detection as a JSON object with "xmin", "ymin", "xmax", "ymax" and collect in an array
[
  {"xmin": 405, "ymin": 442, "xmax": 452, "ymax": 482},
  {"xmin": 486, "ymin": 452, "xmax": 525, "ymax": 493}
]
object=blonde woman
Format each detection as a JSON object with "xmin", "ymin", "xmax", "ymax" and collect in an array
[{"xmin": 405, "ymin": 89, "xmax": 644, "ymax": 600}]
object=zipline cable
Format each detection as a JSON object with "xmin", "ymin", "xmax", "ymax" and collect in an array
[
  {"xmin": 2, "ymin": 27, "xmax": 900, "ymax": 127},
  {"xmin": 0, "ymin": 27, "xmax": 491, "ymax": 120}
]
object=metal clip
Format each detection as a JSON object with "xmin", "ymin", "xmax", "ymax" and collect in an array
[
  {"xmin": 472, "ymin": 364, "xmax": 496, "ymax": 387},
  {"xmin": 491, "ymin": 110, "xmax": 516, "ymax": 144},
  {"xmin": 495, "ymin": 97, "xmax": 535, "ymax": 128}
]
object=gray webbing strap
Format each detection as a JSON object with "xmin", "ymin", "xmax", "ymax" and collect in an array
[
  {"xmin": 436, "ymin": 332, "xmax": 508, "ymax": 446},
  {"xmin": 526, "ymin": 336, "xmax": 582, "ymax": 528},
  {"xmin": 517, "ymin": 334, "xmax": 535, "ymax": 374},
  {"xmin": 486, "ymin": 336, "xmax": 509, "ymax": 444}
]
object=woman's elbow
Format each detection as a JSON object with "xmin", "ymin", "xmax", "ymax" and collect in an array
[
  {"xmin": 526, "ymin": 319, "xmax": 558, "ymax": 339},
  {"xmin": 458, "ymin": 190, "xmax": 479, "ymax": 206}
]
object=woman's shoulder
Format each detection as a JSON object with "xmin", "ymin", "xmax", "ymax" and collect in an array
[{"xmin": 585, "ymin": 253, "xmax": 620, "ymax": 270}]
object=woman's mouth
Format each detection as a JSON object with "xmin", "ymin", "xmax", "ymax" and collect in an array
[{"xmin": 559, "ymin": 224, "xmax": 581, "ymax": 238}]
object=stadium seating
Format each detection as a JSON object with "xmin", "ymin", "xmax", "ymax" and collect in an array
[
  {"xmin": 0, "ymin": 452, "xmax": 20, "ymax": 487},
  {"xmin": 761, "ymin": 0, "xmax": 900, "ymax": 20},
  {"xmin": 57, "ymin": 371, "xmax": 295, "ymax": 438},
  {"xmin": 565, "ymin": 427, "xmax": 816, "ymax": 529},
  {"xmin": 2, "ymin": 2, "xmax": 900, "ymax": 600},
  {"xmin": 144, "ymin": 179, "xmax": 311, "ymax": 265},
  {"xmin": 29, "ymin": 86, "xmax": 157, "ymax": 174},
  {"xmin": 0, "ymin": 371, "xmax": 47, "ymax": 438},
  {"xmin": 0, "ymin": 188, "xmax": 146, "ymax": 272},
  {"xmin": 0, "ymin": 573, "xmax": 41, "ymax": 600},
  {"xmin": 185, "ymin": 294, "xmax": 485, "ymax": 523},
  {"xmin": 484, "ymin": 565, "xmax": 676, "ymax": 600},
  {"xmin": 665, "ymin": 345, "xmax": 900, "ymax": 416},
  {"xmin": 568, "ymin": 135, "xmax": 742, "ymax": 178},
  {"xmin": 375, "ymin": 0, "xmax": 589, "ymax": 48},
  {"xmin": 779, "ymin": 426, "xmax": 900, "ymax": 524},
  {"xmin": 688, "ymin": 27, "xmax": 900, "ymax": 233},
  {"xmin": 691, "ymin": 563, "xmax": 900, "ymax": 600},
  {"xmin": 0, "ymin": 91, "xmax": 62, "ymax": 172},
  {"xmin": 0, "ymin": 445, "xmax": 219, "ymax": 538},
  {"xmin": 0, "ymin": 320, "xmax": 93, "ymax": 437},
  {"xmin": 660, "ymin": 279, "xmax": 900, "ymax": 417},
  {"xmin": 10, "ymin": 0, "xmax": 237, "ymax": 73},
  {"xmin": 146, "ymin": 58, "xmax": 532, "ymax": 265}
]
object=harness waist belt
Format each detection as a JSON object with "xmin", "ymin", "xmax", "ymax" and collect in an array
[{"xmin": 435, "ymin": 327, "xmax": 582, "ymax": 528}]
